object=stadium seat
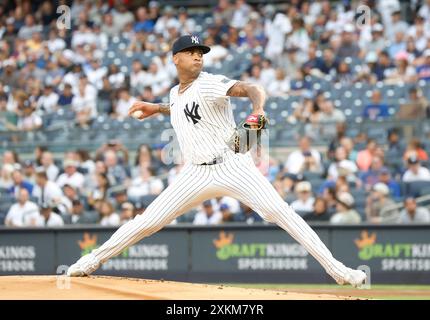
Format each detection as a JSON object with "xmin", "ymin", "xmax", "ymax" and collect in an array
[{"xmin": 404, "ymin": 181, "xmax": 430, "ymax": 197}]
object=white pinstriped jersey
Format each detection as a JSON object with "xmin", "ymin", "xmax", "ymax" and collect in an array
[{"xmin": 170, "ymin": 72, "xmax": 238, "ymax": 164}]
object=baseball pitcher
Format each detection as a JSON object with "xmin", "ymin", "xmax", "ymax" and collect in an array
[{"xmin": 67, "ymin": 35, "xmax": 366, "ymax": 287}]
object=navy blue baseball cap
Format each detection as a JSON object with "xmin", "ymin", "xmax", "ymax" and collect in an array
[{"xmin": 172, "ymin": 35, "xmax": 210, "ymax": 55}]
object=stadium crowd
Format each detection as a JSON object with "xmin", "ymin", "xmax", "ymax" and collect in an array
[{"xmin": 1, "ymin": 0, "xmax": 430, "ymax": 227}]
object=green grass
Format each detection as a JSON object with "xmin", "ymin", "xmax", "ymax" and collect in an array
[{"xmin": 222, "ymin": 283, "xmax": 430, "ymax": 300}]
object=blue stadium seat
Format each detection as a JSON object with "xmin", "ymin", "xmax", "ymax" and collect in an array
[{"xmin": 404, "ymin": 181, "xmax": 430, "ymax": 197}]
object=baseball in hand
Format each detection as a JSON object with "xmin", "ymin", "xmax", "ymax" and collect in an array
[{"xmin": 132, "ymin": 110, "xmax": 144, "ymax": 119}]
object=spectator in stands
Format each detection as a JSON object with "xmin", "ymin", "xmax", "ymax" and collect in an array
[
  {"xmin": 98, "ymin": 199, "xmax": 120, "ymax": 226},
  {"xmin": 243, "ymin": 64, "xmax": 265, "ymax": 88},
  {"xmin": 56, "ymin": 159, "xmax": 85, "ymax": 191},
  {"xmin": 40, "ymin": 151, "xmax": 59, "ymax": 181},
  {"xmin": 33, "ymin": 170, "xmax": 64, "ymax": 207},
  {"xmin": 334, "ymin": 61, "xmax": 354, "ymax": 85},
  {"xmin": 113, "ymin": 87, "xmax": 137, "ymax": 121},
  {"xmin": 291, "ymin": 181, "xmax": 315, "ymax": 216},
  {"xmin": 203, "ymin": 35, "xmax": 228, "ymax": 68},
  {"xmin": 38, "ymin": 144, "xmax": 52, "ymax": 171},
  {"xmin": 230, "ymin": 0, "xmax": 251, "ymax": 29},
  {"xmin": 107, "ymin": 64, "xmax": 126, "ymax": 89},
  {"xmin": 386, "ymin": 128, "xmax": 404, "ymax": 157},
  {"xmin": 327, "ymin": 146, "xmax": 358, "ymax": 183},
  {"xmin": 101, "ymin": 13, "xmax": 117, "ymax": 37},
  {"xmin": 17, "ymin": 103, "xmax": 43, "ymax": 131},
  {"xmin": 112, "ymin": 3, "xmax": 135, "ymax": 32},
  {"xmin": 418, "ymin": 0, "xmax": 430, "ymax": 21},
  {"xmin": 19, "ymin": 56, "xmax": 46, "ymax": 83},
  {"xmin": 319, "ymin": 99, "xmax": 346, "ymax": 124},
  {"xmin": 365, "ymin": 182, "xmax": 399, "ymax": 223},
  {"xmin": 388, "ymin": 31, "xmax": 407, "ymax": 60},
  {"xmin": 356, "ymin": 138, "xmax": 378, "ymax": 171},
  {"xmin": 133, "ymin": 144, "xmax": 156, "ymax": 175},
  {"xmin": 17, "ymin": 14, "xmax": 42, "ymax": 40},
  {"xmin": 87, "ymin": 172, "xmax": 110, "ymax": 209},
  {"xmin": 377, "ymin": 167, "xmax": 402, "ymax": 200},
  {"xmin": 22, "ymin": 160, "xmax": 36, "ymax": 185},
  {"xmin": 153, "ymin": 5, "xmax": 180, "ymax": 38},
  {"xmin": 141, "ymin": 86, "xmax": 162, "ymax": 104},
  {"xmin": 359, "ymin": 156, "xmax": 386, "ymax": 190},
  {"xmin": 398, "ymin": 197, "xmax": 430, "ymax": 223},
  {"xmin": 220, "ymin": 204, "xmax": 235, "ymax": 223},
  {"xmin": 403, "ymin": 138, "xmax": 429, "ymax": 163},
  {"xmin": 85, "ymin": 58, "xmax": 107, "ymax": 90},
  {"xmin": 97, "ymin": 77, "xmax": 114, "ymax": 113},
  {"xmin": 286, "ymin": 16, "xmax": 311, "ymax": 54},
  {"xmin": 327, "ymin": 122, "xmax": 347, "ymax": 161},
  {"xmin": 62, "ymin": 184, "xmax": 79, "ymax": 205},
  {"xmin": 110, "ymin": 185, "xmax": 129, "ymax": 212},
  {"xmin": 134, "ymin": 6, "xmax": 154, "ymax": 33},
  {"xmin": 387, "ymin": 10, "xmax": 409, "ymax": 42},
  {"xmin": 1, "ymin": 151, "xmax": 19, "ymax": 167},
  {"xmin": 8, "ymin": 168, "xmax": 33, "ymax": 198},
  {"xmin": 273, "ymin": 173, "xmax": 297, "ymax": 201},
  {"xmin": 266, "ymin": 68, "xmax": 290, "ymax": 97},
  {"xmin": 58, "ymin": 83, "xmax": 74, "ymax": 107},
  {"xmin": 330, "ymin": 192, "xmax": 361, "ymax": 224},
  {"xmin": 369, "ymin": 51, "xmax": 395, "ymax": 81},
  {"xmin": 63, "ymin": 199, "xmax": 98, "ymax": 225},
  {"xmin": 362, "ymin": 23, "xmax": 385, "ymax": 54},
  {"xmin": 104, "ymin": 149, "xmax": 129, "ymax": 187},
  {"xmin": 336, "ymin": 24, "xmax": 361, "ymax": 60},
  {"xmin": 400, "ymin": 87, "xmax": 430, "ymax": 119},
  {"xmin": 36, "ymin": 84, "xmax": 59, "ymax": 114},
  {"xmin": 316, "ymin": 47, "xmax": 338, "ymax": 75},
  {"xmin": 95, "ymin": 140, "xmax": 129, "ymax": 165},
  {"xmin": 285, "ymin": 136, "xmax": 322, "ymax": 174},
  {"xmin": 405, "ymin": 37, "xmax": 421, "ymax": 61},
  {"xmin": 127, "ymin": 165, "xmax": 163, "ymax": 199},
  {"xmin": 39, "ymin": 202, "xmax": 64, "ymax": 227},
  {"xmin": 321, "ymin": 186, "xmax": 338, "ymax": 216},
  {"xmin": 362, "ymin": 90, "xmax": 390, "ymax": 120},
  {"xmin": 277, "ymin": 46, "xmax": 307, "ymax": 79},
  {"xmin": 263, "ymin": 4, "xmax": 291, "ymax": 60},
  {"xmin": 292, "ymin": 93, "xmax": 320, "ymax": 124},
  {"xmin": 402, "ymin": 155, "xmax": 430, "ymax": 182},
  {"xmin": 234, "ymin": 202, "xmax": 262, "ymax": 224},
  {"xmin": 384, "ymin": 52, "xmax": 417, "ymax": 84},
  {"xmin": 119, "ymin": 202, "xmax": 135, "ymax": 224},
  {"xmin": 75, "ymin": 149, "xmax": 95, "ymax": 175},
  {"xmin": 148, "ymin": 61, "xmax": 171, "ymax": 97},
  {"xmin": 5, "ymin": 188, "xmax": 40, "ymax": 227},
  {"xmin": 302, "ymin": 197, "xmax": 332, "ymax": 222},
  {"xmin": 129, "ymin": 60, "xmax": 147, "ymax": 95},
  {"xmin": 416, "ymin": 49, "xmax": 430, "ymax": 81},
  {"xmin": 193, "ymin": 200, "xmax": 222, "ymax": 225}
]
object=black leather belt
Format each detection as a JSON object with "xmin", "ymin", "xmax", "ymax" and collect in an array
[{"xmin": 200, "ymin": 156, "xmax": 223, "ymax": 165}]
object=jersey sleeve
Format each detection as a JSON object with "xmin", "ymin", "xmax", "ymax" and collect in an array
[{"xmin": 199, "ymin": 73, "xmax": 238, "ymax": 99}]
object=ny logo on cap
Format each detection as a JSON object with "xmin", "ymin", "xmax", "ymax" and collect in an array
[{"xmin": 191, "ymin": 36, "xmax": 199, "ymax": 44}]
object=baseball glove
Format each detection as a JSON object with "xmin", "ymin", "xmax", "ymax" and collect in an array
[{"xmin": 227, "ymin": 114, "xmax": 268, "ymax": 154}]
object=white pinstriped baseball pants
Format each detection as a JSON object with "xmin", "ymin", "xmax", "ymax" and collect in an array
[{"xmin": 90, "ymin": 151, "xmax": 349, "ymax": 282}]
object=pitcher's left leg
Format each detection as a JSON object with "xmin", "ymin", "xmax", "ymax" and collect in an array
[{"xmin": 215, "ymin": 154, "xmax": 366, "ymax": 287}]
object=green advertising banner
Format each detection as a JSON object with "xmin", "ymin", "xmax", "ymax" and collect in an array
[
  {"xmin": 0, "ymin": 231, "xmax": 55, "ymax": 275},
  {"xmin": 56, "ymin": 229, "xmax": 189, "ymax": 276},
  {"xmin": 331, "ymin": 228, "xmax": 430, "ymax": 281},
  {"xmin": 191, "ymin": 228, "xmax": 330, "ymax": 273}
]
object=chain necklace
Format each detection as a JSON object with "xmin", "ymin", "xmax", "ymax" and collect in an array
[{"xmin": 178, "ymin": 81, "xmax": 194, "ymax": 94}]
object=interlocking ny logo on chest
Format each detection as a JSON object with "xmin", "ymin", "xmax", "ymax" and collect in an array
[{"xmin": 184, "ymin": 102, "xmax": 201, "ymax": 124}]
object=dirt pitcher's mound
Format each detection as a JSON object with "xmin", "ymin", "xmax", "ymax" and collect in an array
[{"xmin": 0, "ymin": 276, "xmax": 357, "ymax": 300}]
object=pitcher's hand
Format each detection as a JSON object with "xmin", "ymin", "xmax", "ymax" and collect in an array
[{"xmin": 128, "ymin": 101, "xmax": 160, "ymax": 120}]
